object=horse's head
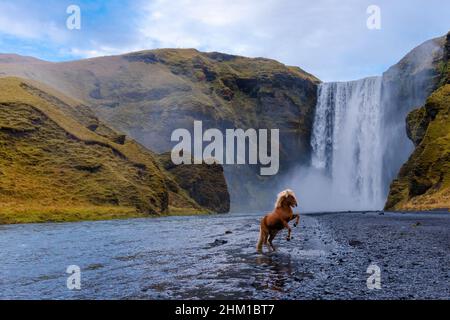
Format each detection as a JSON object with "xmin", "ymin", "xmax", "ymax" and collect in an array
[{"xmin": 275, "ymin": 189, "xmax": 298, "ymax": 209}]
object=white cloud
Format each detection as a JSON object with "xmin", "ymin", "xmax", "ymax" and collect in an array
[
  {"xmin": 0, "ymin": 0, "xmax": 449, "ymax": 81},
  {"xmin": 0, "ymin": 2, "xmax": 67, "ymax": 42},
  {"xmin": 133, "ymin": 0, "xmax": 369, "ymax": 80},
  {"xmin": 137, "ymin": 0, "xmax": 276, "ymax": 51},
  {"xmin": 132, "ymin": 0, "xmax": 450, "ymax": 81}
]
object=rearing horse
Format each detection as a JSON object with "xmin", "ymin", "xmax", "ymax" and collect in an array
[{"xmin": 256, "ymin": 189, "xmax": 299, "ymax": 253}]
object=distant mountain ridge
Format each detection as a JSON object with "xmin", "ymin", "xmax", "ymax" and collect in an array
[{"xmin": 0, "ymin": 48, "xmax": 319, "ymax": 211}]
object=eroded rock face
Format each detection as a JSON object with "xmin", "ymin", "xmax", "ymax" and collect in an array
[
  {"xmin": 158, "ymin": 153, "xmax": 230, "ymax": 213},
  {"xmin": 380, "ymin": 35, "xmax": 446, "ymax": 197}
]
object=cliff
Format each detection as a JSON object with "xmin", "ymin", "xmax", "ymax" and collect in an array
[
  {"xmin": 385, "ymin": 32, "xmax": 450, "ymax": 211},
  {"xmin": 0, "ymin": 49, "xmax": 320, "ymax": 211},
  {"xmin": 158, "ymin": 152, "xmax": 230, "ymax": 213},
  {"xmin": 380, "ymin": 35, "xmax": 446, "ymax": 194}
]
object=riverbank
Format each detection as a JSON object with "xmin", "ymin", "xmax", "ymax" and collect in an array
[{"xmin": 0, "ymin": 205, "xmax": 211, "ymax": 225}]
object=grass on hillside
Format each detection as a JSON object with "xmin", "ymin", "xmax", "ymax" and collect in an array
[{"xmin": 0, "ymin": 77, "xmax": 209, "ymax": 224}]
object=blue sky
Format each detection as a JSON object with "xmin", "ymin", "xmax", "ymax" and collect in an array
[{"xmin": 0, "ymin": 0, "xmax": 449, "ymax": 81}]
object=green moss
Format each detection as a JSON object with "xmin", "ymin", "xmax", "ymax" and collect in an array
[
  {"xmin": 0, "ymin": 206, "xmax": 146, "ymax": 224},
  {"xmin": 166, "ymin": 206, "xmax": 209, "ymax": 216},
  {"xmin": 385, "ymin": 84, "xmax": 450, "ymax": 211}
]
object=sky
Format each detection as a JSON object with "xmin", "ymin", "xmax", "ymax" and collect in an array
[{"xmin": 0, "ymin": 0, "xmax": 448, "ymax": 81}]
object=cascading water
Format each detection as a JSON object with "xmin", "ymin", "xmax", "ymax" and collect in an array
[
  {"xmin": 310, "ymin": 77, "xmax": 384, "ymax": 210},
  {"xmin": 286, "ymin": 37, "xmax": 443, "ymax": 212}
]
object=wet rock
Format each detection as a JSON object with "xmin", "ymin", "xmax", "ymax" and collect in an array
[
  {"xmin": 211, "ymin": 239, "xmax": 228, "ymax": 247},
  {"xmin": 86, "ymin": 263, "xmax": 104, "ymax": 270},
  {"xmin": 225, "ymin": 230, "xmax": 232, "ymax": 234},
  {"xmin": 349, "ymin": 240, "xmax": 363, "ymax": 247}
]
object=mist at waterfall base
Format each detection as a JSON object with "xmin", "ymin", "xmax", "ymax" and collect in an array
[{"xmin": 285, "ymin": 78, "xmax": 385, "ymax": 212}]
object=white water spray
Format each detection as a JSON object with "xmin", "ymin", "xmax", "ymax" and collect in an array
[{"xmin": 307, "ymin": 77, "xmax": 384, "ymax": 210}]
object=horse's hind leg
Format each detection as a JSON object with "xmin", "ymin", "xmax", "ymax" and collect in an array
[
  {"xmin": 268, "ymin": 231, "xmax": 278, "ymax": 251},
  {"xmin": 257, "ymin": 228, "xmax": 269, "ymax": 253},
  {"xmin": 266, "ymin": 234, "xmax": 272, "ymax": 252}
]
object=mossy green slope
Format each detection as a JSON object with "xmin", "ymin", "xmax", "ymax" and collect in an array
[
  {"xmin": 385, "ymin": 32, "xmax": 450, "ymax": 211},
  {"xmin": 0, "ymin": 77, "xmax": 217, "ymax": 224}
]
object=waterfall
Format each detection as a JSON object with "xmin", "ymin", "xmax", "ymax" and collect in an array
[
  {"xmin": 289, "ymin": 37, "xmax": 443, "ymax": 212},
  {"xmin": 310, "ymin": 77, "xmax": 383, "ymax": 210}
]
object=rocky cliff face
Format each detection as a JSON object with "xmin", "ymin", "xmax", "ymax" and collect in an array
[
  {"xmin": 0, "ymin": 49, "xmax": 319, "ymax": 211},
  {"xmin": 0, "ymin": 77, "xmax": 227, "ymax": 224},
  {"xmin": 380, "ymin": 36, "xmax": 446, "ymax": 196},
  {"xmin": 158, "ymin": 152, "xmax": 230, "ymax": 213},
  {"xmin": 385, "ymin": 32, "xmax": 450, "ymax": 211}
]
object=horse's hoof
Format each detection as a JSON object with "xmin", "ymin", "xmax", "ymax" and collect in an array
[
  {"xmin": 286, "ymin": 237, "xmax": 291, "ymax": 241},
  {"xmin": 294, "ymin": 223, "xmax": 297, "ymax": 227}
]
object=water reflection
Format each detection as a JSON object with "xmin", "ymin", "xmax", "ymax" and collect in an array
[
  {"xmin": 254, "ymin": 251, "xmax": 293, "ymax": 292},
  {"xmin": 0, "ymin": 214, "xmax": 317, "ymax": 299}
]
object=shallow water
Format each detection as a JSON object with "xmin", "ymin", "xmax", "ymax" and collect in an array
[{"xmin": 0, "ymin": 212, "xmax": 448, "ymax": 299}]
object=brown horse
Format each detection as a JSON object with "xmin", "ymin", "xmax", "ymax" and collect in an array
[{"xmin": 256, "ymin": 189, "xmax": 300, "ymax": 253}]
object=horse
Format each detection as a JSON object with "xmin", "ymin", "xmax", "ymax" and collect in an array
[{"xmin": 256, "ymin": 189, "xmax": 300, "ymax": 253}]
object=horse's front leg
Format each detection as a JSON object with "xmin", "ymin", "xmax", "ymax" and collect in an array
[
  {"xmin": 283, "ymin": 220, "xmax": 292, "ymax": 241},
  {"xmin": 291, "ymin": 214, "xmax": 300, "ymax": 227}
]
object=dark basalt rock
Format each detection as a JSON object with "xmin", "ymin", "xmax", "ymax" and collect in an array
[
  {"xmin": 210, "ymin": 239, "xmax": 228, "ymax": 247},
  {"xmin": 158, "ymin": 152, "xmax": 231, "ymax": 213},
  {"xmin": 348, "ymin": 240, "xmax": 363, "ymax": 247}
]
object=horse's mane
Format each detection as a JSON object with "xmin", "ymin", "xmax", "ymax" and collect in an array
[{"xmin": 275, "ymin": 189, "xmax": 297, "ymax": 208}]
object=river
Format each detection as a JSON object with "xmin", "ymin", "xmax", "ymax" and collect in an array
[{"xmin": 0, "ymin": 211, "xmax": 448, "ymax": 299}]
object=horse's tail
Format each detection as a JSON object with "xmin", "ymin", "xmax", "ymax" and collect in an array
[{"xmin": 256, "ymin": 216, "xmax": 268, "ymax": 252}]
